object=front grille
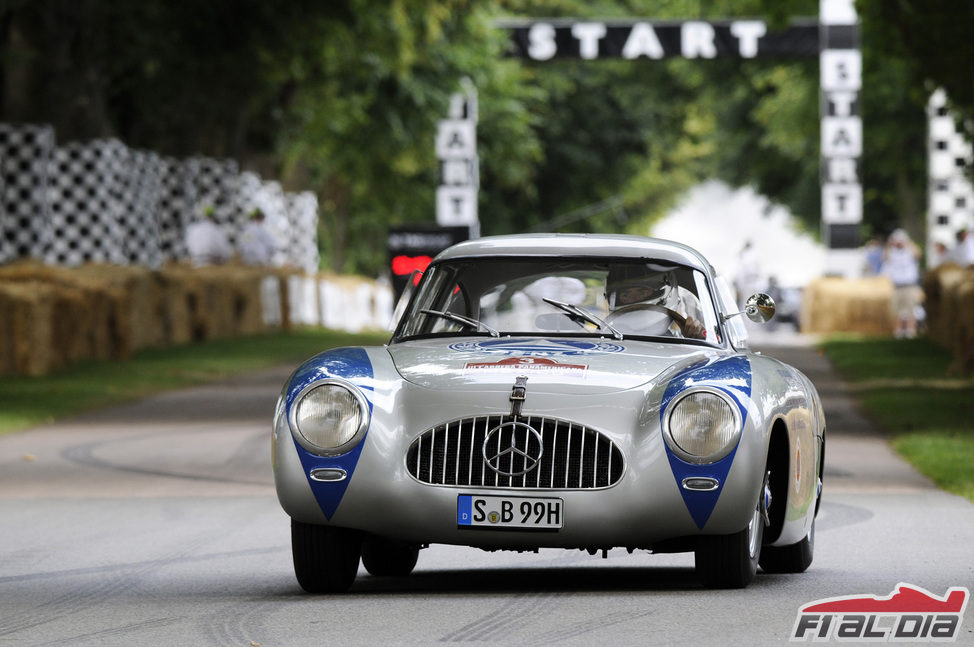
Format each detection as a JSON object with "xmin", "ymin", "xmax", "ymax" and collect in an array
[{"xmin": 405, "ymin": 415, "xmax": 624, "ymax": 489}]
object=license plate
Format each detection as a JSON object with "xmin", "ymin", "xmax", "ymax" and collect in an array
[{"xmin": 457, "ymin": 494, "xmax": 563, "ymax": 530}]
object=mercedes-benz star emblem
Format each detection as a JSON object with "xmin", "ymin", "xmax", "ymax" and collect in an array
[{"xmin": 483, "ymin": 421, "xmax": 544, "ymax": 476}]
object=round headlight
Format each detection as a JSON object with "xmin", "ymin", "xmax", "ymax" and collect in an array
[
  {"xmin": 290, "ymin": 381, "xmax": 369, "ymax": 455},
  {"xmin": 665, "ymin": 389, "xmax": 740, "ymax": 463}
]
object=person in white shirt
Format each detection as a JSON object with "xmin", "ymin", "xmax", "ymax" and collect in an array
[
  {"xmin": 185, "ymin": 206, "xmax": 232, "ymax": 266},
  {"xmin": 882, "ymin": 228, "xmax": 922, "ymax": 338},
  {"xmin": 238, "ymin": 208, "xmax": 279, "ymax": 266},
  {"xmin": 950, "ymin": 228, "xmax": 974, "ymax": 266}
]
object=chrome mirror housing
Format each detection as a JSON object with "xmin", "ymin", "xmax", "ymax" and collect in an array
[
  {"xmin": 722, "ymin": 293, "xmax": 776, "ymax": 324},
  {"xmin": 744, "ymin": 293, "xmax": 776, "ymax": 323}
]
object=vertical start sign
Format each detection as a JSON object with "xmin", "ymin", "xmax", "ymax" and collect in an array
[
  {"xmin": 819, "ymin": 0, "xmax": 862, "ymax": 266},
  {"xmin": 436, "ymin": 80, "xmax": 479, "ymax": 236}
]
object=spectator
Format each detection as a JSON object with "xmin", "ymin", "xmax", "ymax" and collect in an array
[
  {"xmin": 882, "ymin": 228, "xmax": 922, "ymax": 339},
  {"xmin": 185, "ymin": 205, "xmax": 232, "ymax": 266},
  {"xmin": 238, "ymin": 208, "xmax": 279, "ymax": 266},
  {"xmin": 950, "ymin": 228, "xmax": 974, "ymax": 266},
  {"xmin": 929, "ymin": 238, "xmax": 951, "ymax": 268},
  {"xmin": 862, "ymin": 234, "xmax": 885, "ymax": 276}
]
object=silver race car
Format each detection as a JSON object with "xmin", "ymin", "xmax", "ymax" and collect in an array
[{"xmin": 272, "ymin": 234, "xmax": 825, "ymax": 592}]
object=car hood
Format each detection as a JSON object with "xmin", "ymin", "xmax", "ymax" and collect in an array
[{"xmin": 386, "ymin": 337, "xmax": 715, "ymax": 395}]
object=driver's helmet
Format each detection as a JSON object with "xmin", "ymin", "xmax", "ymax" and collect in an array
[{"xmin": 605, "ymin": 264, "xmax": 676, "ymax": 308}]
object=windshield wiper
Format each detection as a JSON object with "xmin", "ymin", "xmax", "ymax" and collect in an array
[
  {"xmin": 542, "ymin": 298, "xmax": 623, "ymax": 340},
  {"xmin": 420, "ymin": 309, "xmax": 500, "ymax": 337}
]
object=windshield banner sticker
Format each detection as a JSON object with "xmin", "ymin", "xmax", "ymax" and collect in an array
[
  {"xmin": 464, "ymin": 356, "xmax": 588, "ymax": 376},
  {"xmin": 449, "ymin": 338, "xmax": 624, "ymax": 356}
]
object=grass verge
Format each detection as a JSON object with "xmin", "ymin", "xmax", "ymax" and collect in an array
[
  {"xmin": 0, "ymin": 328, "xmax": 388, "ymax": 436},
  {"xmin": 820, "ymin": 336, "xmax": 974, "ymax": 503}
]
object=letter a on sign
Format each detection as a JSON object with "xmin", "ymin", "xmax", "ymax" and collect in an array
[
  {"xmin": 622, "ymin": 23, "xmax": 664, "ymax": 59},
  {"xmin": 436, "ymin": 120, "xmax": 476, "ymax": 159}
]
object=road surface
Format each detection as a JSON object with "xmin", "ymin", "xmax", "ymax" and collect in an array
[{"xmin": 1, "ymin": 332, "xmax": 972, "ymax": 646}]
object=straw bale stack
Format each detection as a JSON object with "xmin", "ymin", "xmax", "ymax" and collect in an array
[
  {"xmin": 0, "ymin": 261, "xmax": 130, "ymax": 363},
  {"xmin": 800, "ymin": 276, "xmax": 894, "ymax": 335},
  {"xmin": 0, "ymin": 257, "xmax": 360, "ymax": 377},
  {"xmin": 157, "ymin": 263, "xmax": 272, "ymax": 342},
  {"xmin": 922, "ymin": 263, "xmax": 969, "ymax": 343},
  {"xmin": 951, "ymin": 276, "xmax": 974, "ymax": 375},
  {"xmin": 74, "ymin": 264, "xmax": 167, "ymax": 352},
  {"xmin": 0, "ymin": 282, "xmax": 57, "ymax": 376}
]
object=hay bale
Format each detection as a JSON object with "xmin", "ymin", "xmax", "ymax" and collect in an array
[
  {"xmin": 924, "ymin": 263, "xmax": 969, "ymax": 348},
  {"xmin": 0, "ymin": 282, "xmax": 56, "ymax": 376},
  {"xmin": 947, "ymin": 274, "xmax": 974, "ymax": 376},
  {"xmin": 157, "ymin": 263, "xmax": 272, "ymax": 342},
  {"xmin": 0, "ymin": 260, "xmax": 132, "ymax": 360},
  {"xmin": 75, "ymin": 264, "xmax": 166, "ymax": 352},
  {"xmin": 801, "ymin": 277, "xmax": 894, "ymax": 335}
]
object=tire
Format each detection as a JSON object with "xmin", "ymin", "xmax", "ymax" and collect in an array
[
  {"xmin": 759, "ymin": 520, "xmax": 814, "ymax": 574},
  {"xmin": 291, "ymin": 520, "xmax": 362, "ymax": 593},
  {"xmin": 695, "ymin": 502, "xmax": 764, "ymax": 589},
  {"xmin": 361, "ymin": 536, "xmax": 420, "ymax": 577}
]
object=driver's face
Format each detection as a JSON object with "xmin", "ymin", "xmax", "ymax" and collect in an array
[{"xmin": 617, "ymin": 282, "xmax": 664, "ymax": 306}]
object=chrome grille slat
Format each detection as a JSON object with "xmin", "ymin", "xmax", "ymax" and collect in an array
[{"xmin": 406, "ymin": 415, "xmax": 624, "ymax": 490}]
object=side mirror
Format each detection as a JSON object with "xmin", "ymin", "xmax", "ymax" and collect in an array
[
  {"xmin": 744, "ymin": 293, "xmax": 776, "ymax": 323},
  {"xmin": 722, "ymin": 293, "xmax": 776, "ymax": 324}
]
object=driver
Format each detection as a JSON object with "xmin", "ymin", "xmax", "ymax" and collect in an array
[{"xmin": 605, "ymin": 264, "xmax": 708, "ymax": 339}]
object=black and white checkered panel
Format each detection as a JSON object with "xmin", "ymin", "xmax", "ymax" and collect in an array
[
  {"xmin": 0, "ymin": 145, "xmax": 6, "ymax": 264},
  {"xmin": 0, "ymin": 124, "xmax": 56, "ymax": 263},
  {"xmin": 285, "ymin": 191, "xmax": 320, "ymax": 272},
  {"xmin": 189, "ymin": 156, "xmax": 242, "ymax": 246},
  {"xmin": 45, "ymin": 139, "xmax": 128, "ymax": 266},
  {"xmin": 158, "ymin": 157, "xmax": 197, "ymax": 262},
  {"xmin": 927, "ymin": 88, "xmax": 974, "ymax": 263},
  {"xmin": 116, "ymin": 148, "xmax": 165, "ymax": 268}
]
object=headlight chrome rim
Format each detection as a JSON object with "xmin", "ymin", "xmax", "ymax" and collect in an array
[
  {"xmin": 663, "ymin": 386, "xmax": 742, "ymax": 464},
  {"xmin": 288, "ymin": 379, "xmax": 370, "ymax": 456}
]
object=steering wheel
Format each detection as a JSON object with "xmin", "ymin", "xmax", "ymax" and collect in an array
[{"xmin": 604, "ymin": 302, "xmax": 687, "ymax": 327}]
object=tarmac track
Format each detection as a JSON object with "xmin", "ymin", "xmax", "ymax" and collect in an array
[{"xmin": 1, "ymin": 333, "xmax": 972, "ymax": 646}]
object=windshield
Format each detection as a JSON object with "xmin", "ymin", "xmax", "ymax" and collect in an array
[{"xmin": 393, "ymin": 257, "xmax": 722, "ymax": 345}]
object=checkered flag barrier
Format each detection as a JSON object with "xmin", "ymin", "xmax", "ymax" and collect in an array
[
  {"xmin": 46, "ymin": 139, "xmax": 129, "ymax": 266},
  {"xmin": 0, "ymin": 124, "xmax": 55, "ymax": 264},
  {"xmin": 927, "ymin": 89, "xmax": 974, "ymax": 262},
  {"xmin": 285, "ymin": 191, "xmax": 321, "ymax": 273},
  {"xmin": 0, "ymin": 123, "xmax": 318, "ymax": 270}
]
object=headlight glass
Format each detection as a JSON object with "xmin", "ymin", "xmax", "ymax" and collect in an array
[
  {"xmin": 667, "ymin": 390, "xmax": 739, "ymax": 462},
  {"xmin": 292, "ymin": 382, "xmax": 367, "ymax": 455}
]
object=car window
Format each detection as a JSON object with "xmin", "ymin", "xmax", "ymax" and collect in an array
[{"xmin": 394, "ymin": 258, "xmax": 721, "ymax": 345}]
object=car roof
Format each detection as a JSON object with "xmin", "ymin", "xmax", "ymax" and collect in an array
[{"xmin": 434, "ymin": 234, "xmax": 715, "ymax": 275}]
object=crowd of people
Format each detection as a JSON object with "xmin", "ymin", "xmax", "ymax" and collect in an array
[
  {"xmin": 184, "ymin": 206, "xmax": 280, "ymax": 268},
  {"xmin": 862, "ymin": 226, "xmax": 974, "ymax": 339}
]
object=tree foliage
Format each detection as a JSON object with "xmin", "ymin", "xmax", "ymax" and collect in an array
[{"xmin": 0, "ymin": 0, "xmax": 959, "ymax": 273}]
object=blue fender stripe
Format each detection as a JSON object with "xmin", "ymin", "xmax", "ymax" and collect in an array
[
  {"xmin": 660, "ymin": 355, "xmax": 752, "ymax": 529},
  {"xmin": 285, "ymin": 347, "xmax": 373, "ymax": 520}
]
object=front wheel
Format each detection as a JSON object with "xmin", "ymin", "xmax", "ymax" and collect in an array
[
  {"xmin": 760, "ymin": 520, "xmax": 814, "ymax": 573},
  {"xmin": 291, "ymin": 520, "xmax": 362, "ymax": 593},
  {"xmin": 695, "ymin": 503, "xmax": 764, "ymax": 589}
]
